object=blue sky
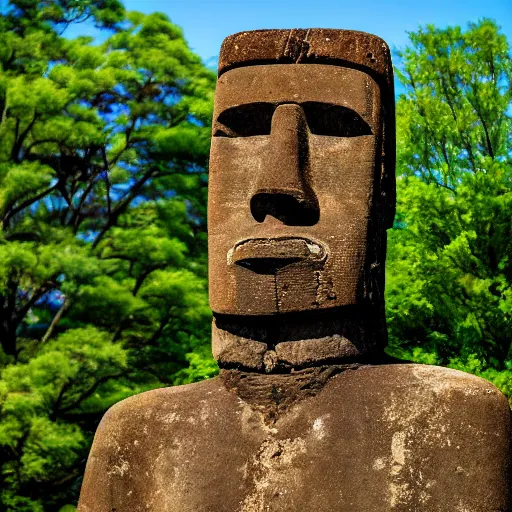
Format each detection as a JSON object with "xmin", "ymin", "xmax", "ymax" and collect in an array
[{"xmin": 122, "ymin": 0, "xmax": 511, "ymax": 65}]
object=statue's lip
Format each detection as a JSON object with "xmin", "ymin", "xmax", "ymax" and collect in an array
[{"xmin": 227, "ymin": 237, "xmax": 327, "ymax": 270}]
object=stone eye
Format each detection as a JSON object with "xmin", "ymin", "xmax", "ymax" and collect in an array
[
  {"xmin": 214, "ymin": 102, "xmax": 275, "ymax": 137},
  {"xmin": 214, "ymin": 102, "xmax": 372, "ymax": 138},
  {"xmin": 301, "ymin": 102, "xmax": 373, "ymax": 137}
]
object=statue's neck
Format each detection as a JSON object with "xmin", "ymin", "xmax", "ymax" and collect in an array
[
  {"xmin": 212, "ymin": 305, "xmax": 387, "ymax": 373},
  {"xmin": 220, "ymin": 364, "xmax": 361, "ymax": 424}
]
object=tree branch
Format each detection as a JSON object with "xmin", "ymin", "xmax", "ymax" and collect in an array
[
  {"xmin": 11, "ymin": 114, "xmax": 38, "ymax": 162},
  {"xmin": 15, "ymin": 281, "xmax": 56, "ymax": 323},
  {"xmin": 92, "ymin": 167, "xmax": 158, "ymax": 249},
  {"xmin": 101, "ymin": 145, "xmax": 112, "ymax": 216},
  {"xmin": 71, "ymin": 179, "xmax": 97, "ymax": 233},
  {"xmin": 41, "ymin": 298, "xmax": 70, "ymax": 344},
  {"xmin": 24, "ymin": 138, "xmax": 62, "ymax": 153},
  {"xmin": 57, "ymin": 371, "xmax": 128, "ymax": 415},
  {"xmin": 3, "ymin": 183, "xmax": 59, "ymax": 230}
]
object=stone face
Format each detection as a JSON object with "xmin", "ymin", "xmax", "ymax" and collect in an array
[
  {"xmin": 209, "ymin": 64, "xmax": 383, "ymax": 315},
  {"xmin": 78, "ymin": 365, "xmax": 511, "ymax": 511},
  {"xmin": 208, "ymin": 29, "xmax": 396, "ymax": 366}
]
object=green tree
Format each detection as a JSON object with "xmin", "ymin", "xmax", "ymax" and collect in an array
[
  {"xmin": 386, "ymin": 20, "xmax": 512, "ymax": 401},
  {"xmin": 0, "ymin": 2, "xmax": 216, "ymax": 509}
]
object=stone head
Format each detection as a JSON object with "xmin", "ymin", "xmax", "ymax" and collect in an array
[{"xmin": 208, "ymin": 29, "xmax": 396, "ymax": 368}]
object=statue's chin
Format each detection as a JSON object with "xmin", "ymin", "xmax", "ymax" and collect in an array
[{"xmin": 211, "ymin": 305, "xmax": 386, "ymax": 372}]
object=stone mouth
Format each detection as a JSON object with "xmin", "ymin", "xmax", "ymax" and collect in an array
[{"xmin": 227, "ymin": 237, "xmax": 327, "ymax": 273}]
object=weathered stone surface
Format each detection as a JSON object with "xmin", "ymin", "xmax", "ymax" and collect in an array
[
  {"xmin": 218, "ymin": 29, "xmax": 394, "ymax": 94},
  {"xmin": 78, "ymin": 28, "xmax": 511, "ymax": 511},
  {"xmin": 212, "ymin": 306, "xmax": 384, "ymax": 371},
  {"xmin": 78, "ymin": 365, "xmax": 510, "ymax": 511},
  {"xmin": 209, "ymin": 63, "xmax": 389, "ymax": 318},
  {"xmin": 208, "ymin": 30, "xmax": 395, "ymax": 360},
  {"xmin": 216, "ymin": 28, "xmax": 396, "ymax": 228}
]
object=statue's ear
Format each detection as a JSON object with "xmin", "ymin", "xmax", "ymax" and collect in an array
[
  {"xmin": 380, "ymin": 104, "xmax": 396, "ymax": 230},
  {"xmin": 380, "ymin": 163, "xmax": 396, "ymax": 230}
]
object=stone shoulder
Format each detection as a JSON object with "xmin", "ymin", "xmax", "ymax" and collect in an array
[
  {"xmin": 405, "ymin": 363, "xmax": 507, "ymax": 392},
  {"xmin": 327, "ymin": 363, "xmax": 510, "ymax": 412},
  {"xmin": 109, "ymin": 376, "xmax": 221, "ymax": 414},
  {"xmin": 399, "ymin": 363, "xmax": 509, "ymax": 406},
  {"xmin": 93, "ymin": 377, "xmax": 226, "ymax": 444}
]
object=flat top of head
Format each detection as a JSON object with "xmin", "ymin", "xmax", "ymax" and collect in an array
[{"xmin": 218, "ymin": 28, "xmax": 393, "ymax": 91}]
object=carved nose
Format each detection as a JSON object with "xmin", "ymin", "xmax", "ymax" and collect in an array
[{"xmin": 250, "ymin": 104, "xmax": 319, "ymax": 226}]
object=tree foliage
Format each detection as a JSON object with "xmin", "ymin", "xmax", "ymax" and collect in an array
[
  {"xmin": 386, "ymin": 19, "xmax": 512, "ymax": 402},
  {"xmin": 0, "ymin": 2, "xmax": 216, "ymax": 509}
]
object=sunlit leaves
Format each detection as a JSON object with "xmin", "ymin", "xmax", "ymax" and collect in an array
[
  {"xmin": 387, "ymin": 21, "xmax": 511, "ymax": 403},
  {"xmin": 0, "ymin": 3, "xmax": 215, "ymax": 508}
]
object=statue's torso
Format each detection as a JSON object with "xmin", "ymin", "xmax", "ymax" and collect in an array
[{"xmin": 78, "ymin": 364, "xmax": 510, "ymax": 512}]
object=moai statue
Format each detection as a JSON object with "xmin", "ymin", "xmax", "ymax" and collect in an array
[{"xmin": 78, "ymin": 30, "xmax": 511, "ymax": 511}]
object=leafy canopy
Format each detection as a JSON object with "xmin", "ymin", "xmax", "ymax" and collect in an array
[
  {"xmin": 386, "ymin": 19, "xmax": 512, "ymax": 402},
  {"xmin": 0, "ymin": 2, "xmax": 216, "ymax": 509}
]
